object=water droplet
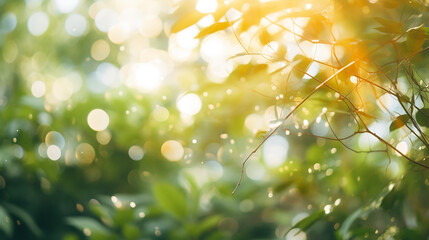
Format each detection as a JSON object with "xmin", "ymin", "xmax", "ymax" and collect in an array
[
  {"xmin": 324, "ymin": 204, "xmax": 332, "ymax": 214},
  {"xmin": 334, "ymin": 198, "xmax": 341, "ymax": 206},
  {"xmin": 268, "ymin": 187, "xmax": 273, "ymax": 198}
]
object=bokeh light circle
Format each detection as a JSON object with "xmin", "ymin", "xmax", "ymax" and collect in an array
[
  {"xmin": 2, "ymin": 13, "xmax": 17, "ymax": 33},
  {"xmin": 152, "ymin": 106, "xmax": 169, "ymax": 122},
  {"xmin": 75, "ymin": 143, "xmax": 96, "ymax": 165},
  {"xmin": 65, "ymin": 14, "xmax": 87, "ymax": 37},
  {"xmin": 95, "ymin": 8, "xmax": 118, "ymax": 32},
  {"xmin": 176, "ymin": 93, "xmax": 202, "ymax": 116},
  {"xmin": 87, "ymin": 109, "xmax": 109, "ymax": 131},
  {"xmin": 91, "ymin": 40, "xmax": 110, "ymax": 61},
  {"xmin": 31, "ymin": 81, "xmax": 46, "ymax": 98},
  {"xmin": 96, "ymin": 130, "xmax": 111, "ymax": 145},
  {"xmin": 128, "ymin": 145, "xmax": 144, "ymax": 161},
  {"xmin": 47, "ymin": 145, "xmax": 61, "ymax": 161},
  {"xmin": 263, "ymin": 135, "xmax": 289, "ymax": 168},
  {"xmin": 45, "ymin": 131, "xmax": 65, "ymax": 149},
  {"xmin": 161, "ymin": 140, "xmax": 184, "ymax": 161},
  {"xmin": 28, "ymin": 11, "xmax": 49, "ymax": 36},
  {"xmin": 54, "ymin": 0, "xmax": 80, "ymax": 13}
]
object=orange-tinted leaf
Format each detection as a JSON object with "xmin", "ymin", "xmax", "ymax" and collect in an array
[
  {"xmin": 357, "ymin": 111, "xmax": 376, "ymax": 120},
  {"xmin": 259, "ymin": 28, "xmax": 272, "ymax": 46},
  {"xmin": 293, "ymin": 55, "xmax": 312, "ymax": 79},
  {"xmin": 195, "ymin": 22, "xmax": 231, "ymax": 39},
  {"xmin": 277, "ymin": 10, "xmax": 320, "ymax": 21},
  {"xmin": 171, "ymin": 11, "xmax": 206, "ymax": 33},
  {"xmin": 374, "ymin": 17, "xmax": 402, "ymax": 34},
  {"xmin": 259, "ymin": 0, "xmax": 299, "ymax": 16},
  {"xmin": 239, "ymin": 0, "xmax": 299, "ymax": 33},
  {"xmin": 380, "ymin": 0, "xmax": 402, "ymax": 8},
  {"xmin": 213, "ymin": 0, "xmax": 246, "ymax": 21},
  {"xmin": 389, "ymin": 114, "xmax": 409, "ymax": 132}
]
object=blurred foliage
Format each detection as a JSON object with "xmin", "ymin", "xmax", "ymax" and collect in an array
[{"xmin": 0, "ymin": 0, "xmax": 429, "ymax": 240}]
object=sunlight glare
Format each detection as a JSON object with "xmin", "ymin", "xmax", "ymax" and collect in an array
[
  {"xmin": 176, "ymin": 25, "xmax": 199, "ymax": 50},
  {"xmin": 303, "ymin": 62, "xmax": 319, "ymax": 79},
  {"xmin": 263, "ymin": 135, "xmax": 288, "ymax": 167},
  {"xmin": 177, "ymin": 93, "xmax": 202, "ymax": 116},
  {"xmin": 139, "ymin": 15, "xmax": 163, "ymax": 38},
  {"xmin": 127, "ymin": 62, "xmax": 163, "ymax": 93},
  {"xmin": 95, "ymin": 8, "xmax": 118, "ymax": 32},
  {"xmin": 245, "ymin": 114, "xmax": 265, "ymax": 133},
  {"xmin": 54, "ymin": 0, "xmax": 80, "ymax": 13},
  {"xmin": 201, "ymin": 32, "xmax": 232, "ymax": 63},
  {"xmin": 350, "ymin": 76, "xmax": 358, "ymax": 84},
  {"xmin": 65, "ymin": 14, "xmax": 87, "ymax": 37},
  {"xmin": 395, "ymin": 141, "xmax": 409, "ymax": 156},
  {"xmin": 196, "ymin": 0, "xmax": 218, "ymax": 13}
]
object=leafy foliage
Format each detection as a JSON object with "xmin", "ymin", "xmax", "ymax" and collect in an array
[{"xmin": 0, "ymin": 0, "xmax": 429, "ymax": 240}]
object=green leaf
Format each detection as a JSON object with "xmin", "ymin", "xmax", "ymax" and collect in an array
[
  {"xmin": 374, "ymin": 17, "xmax": 402, "ymax": 34},
  {"xmin": 284, "ymin": 210, "xmax": 325, "ymax": 237},
  {"xmin": 339, "ymin": 183, "xmax": 395, "ymax": 239},
  {"xmin": 255, "ymin": 130, "xmax": 267, "ymax": 138},
  {"xmin": 66, "ymin": 216, "xmax": 111, "ymax": 235},
  {"xmin": 397, "ymin": 229, "xmax": 426, "ymax": 240},
  {"xmin": 121, "ymin": 224, "xmax": 140, "ymax": 240},
  {"xmin": 416, "ymin": 108, "xmax": 429, "ymax": 127},
  {"xmin": 389, "ymin": 114, "xmax": 409, "ymax": 132},
  {"xmin": 0, "ymin": 205, "xmax": 12, "ymax": 236},
  {"xmin": 194, "ymin": 215, "xmax": 222, "ymax": 236},
  {"xmin": 407, "ymin": 25, "xmax": 426, "ymax": 53},
  {"xmin": 195, "ymin": 22, "xmax": 231, "ymax": 39},
  {"xmin": 89, "ymin": 202, "xmax": 113, "ymax": 225},
  {"xmin": 113, "ymin": 208, "xmax": 134, "ymax": 227},
  {"xmin": 153, "ymin": 182, "xmax": 187, "ymax": 219},
  {"xmin": 171, "ymin": 11, "xmax": 206, "ymax": 33},
  {"xmin": 4, "ymin": 203, "xmax": 42, "ymax": 237}
]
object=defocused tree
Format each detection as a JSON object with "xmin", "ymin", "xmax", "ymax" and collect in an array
[{"xmin": 0, "ymin": 0, "xmax": 429, "ymax": 240}]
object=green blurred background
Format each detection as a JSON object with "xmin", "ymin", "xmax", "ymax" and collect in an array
[{"xmin": 1, "ymin": 0, "xmax": 429, "ymax": 239}]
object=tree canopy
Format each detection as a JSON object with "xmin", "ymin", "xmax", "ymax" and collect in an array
[{"xmin": 0, "ymin": 0, "xmax": 429, "ymax": 239}]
